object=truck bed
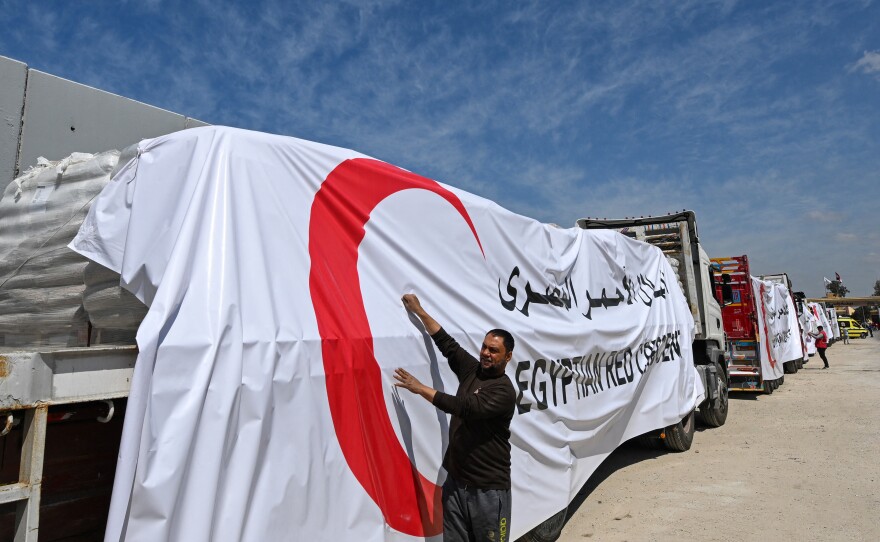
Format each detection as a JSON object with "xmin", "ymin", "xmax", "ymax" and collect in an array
[{"xmin": 0, "ymin": 346, "xmax": 136, "ymax": 541}]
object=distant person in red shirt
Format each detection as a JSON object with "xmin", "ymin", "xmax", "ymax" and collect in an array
[{"xmin": 811, "ymin": 326, "xmax": 830, "ymax": 369}]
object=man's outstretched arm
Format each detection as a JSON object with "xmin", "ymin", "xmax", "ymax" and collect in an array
[
  {"xmin": 401, "ymin": 292, "xmax": 476, "ymax": 379},
  {"xmin": 393, "ymin": 368, "xmax": 437, "ymax": 403},
  {"xmin": 402, "ymin": 293, "xmax": 441, "ymax": 335},
  {"xmin": 396, "ymin": 293, "xmax": 441, "ymax": 403}
]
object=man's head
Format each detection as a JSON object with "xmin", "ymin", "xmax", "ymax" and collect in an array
[
  {"xmin": 818, "ymin": 325, "xmax": 824, "ymax": 330},
  {"xmin": 480, "ymin": 329, "xmax": 514, "ymax": 375}
]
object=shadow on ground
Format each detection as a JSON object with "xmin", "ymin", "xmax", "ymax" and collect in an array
[
  {"xmin": 729, "ymin": 392, "xmax": 760, "ymax": 401},
  {"xmin": 550, "ymin": 415, "xmax": 723, "ymax": 538},
  {"xmin": 560, "ymin": 439, "xmax": 668, "ymax": 527}
]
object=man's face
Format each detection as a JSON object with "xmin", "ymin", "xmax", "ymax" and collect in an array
[{"xmin": 480, "ymin": 333, "xmax": 512, "ymax": 375}]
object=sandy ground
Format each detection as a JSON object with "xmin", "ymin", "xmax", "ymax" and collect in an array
[{"xmin": 557, "ymin": 334, "xmax": 880, "ymax": 542}]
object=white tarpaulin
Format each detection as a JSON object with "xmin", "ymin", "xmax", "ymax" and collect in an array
[
  {"xmin": 750, "ymin": 277, "xmax": 804, "ymax": 378},
  {"xmin": 826, "ymin": 308, "xmax": 841, "ymax": 339},
  {"xmin": 752, "ymin": 277, "xmax": 804, "ymax": 380},
  {"xmin": 70, "ymin": 126, "xmax": 700, "ymax": 542},
  {"xmin": 800, "ymin": 304, "xmax": 818, "ymax": 356},
  {"xmin": 810, "ymin": 302, "xmax": 834, "ymax": 343}
]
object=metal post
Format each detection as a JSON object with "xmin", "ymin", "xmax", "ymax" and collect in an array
[{"xmin": 14, "ymin": 405, "xmax": 48, "ymax": 542}]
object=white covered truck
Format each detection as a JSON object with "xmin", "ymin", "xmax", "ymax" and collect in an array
[
  {"xmin": 759, "ymin": 272, "xmax": 808, "ymax": 373},
  {"xmin": 0, "ymin": 127, "xmax": 731, "ymax": 542},
  {"xmin": 576, "ymin": 212, "xmax": 729, "ymax": 431}
]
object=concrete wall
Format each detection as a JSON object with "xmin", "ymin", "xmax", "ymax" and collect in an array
[{"xmin": 0, "ymin": 55, "xmax": 208, "ymax": 194}]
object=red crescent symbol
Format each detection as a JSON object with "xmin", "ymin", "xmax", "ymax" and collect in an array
[{"xmin": 308, "ymin": 158, "xmax": 483, "ymax": 536}]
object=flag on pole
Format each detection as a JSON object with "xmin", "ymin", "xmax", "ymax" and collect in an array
[
  {"xmin": 823, "ymin": 277, "xmax": 833, "ymax": 285},
  {"xmin": 835, "ymin": 272, "xmax": 842, "ymax": 282}
]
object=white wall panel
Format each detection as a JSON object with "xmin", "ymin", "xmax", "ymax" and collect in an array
[
  {"xmin": 18, "ymin": 71, "xmax": 196, "ymax": 171},
  {"xmin": 0, "ymin": 56, "xmax": 27, "ymax": 192}
]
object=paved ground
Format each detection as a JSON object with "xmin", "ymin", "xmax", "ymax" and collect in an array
[{"xmin": 557, "ymin": 334, "xmax": 880, "ymax": 542}]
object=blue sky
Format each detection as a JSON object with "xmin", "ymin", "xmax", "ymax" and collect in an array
[{"xmin": 2, "ymin": 0, "xmax": 878, "ymax": 297}]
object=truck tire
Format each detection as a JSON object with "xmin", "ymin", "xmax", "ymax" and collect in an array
[
  {"xmin": 763, "ymin": 379, "xmax": 773, "ymax": 394},
  {"xmin": 663, "ymin": 410, "xmax": 695, "ymax": 452},
  {"xmin": 520, "ymin": 507, "xmax": 568, "ymax": 542},
  {"xmin": 698, "ymin": 365, "xmax": 728, "ymax": 428}
]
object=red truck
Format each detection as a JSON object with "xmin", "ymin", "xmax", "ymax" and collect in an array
[{"xmin": 711, "ymin": 255, "xmax": 782, "ymax": 394}]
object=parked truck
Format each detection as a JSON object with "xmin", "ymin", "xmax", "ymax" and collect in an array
[
  {"xmin": 517, "ymin": 211, "xmax": 732, "ymax": 542},
  {"xmin": 0, "ymin": 54, "xmax": 198, "ymax": 541},
  {"xmin": 2, "ymin": 149, "xmax": 732, "ymax": 542},
  {"xmin": 710, "ymin": 255, "xmax": 762, "ymax": 391},
  {"xmin": 577, "ymin": 212, "xmax": 729, "ymax": 434},
  {"xmin": 708, "ymin": 256, "xmax": 786, "ymax": 393},
  {"xmin": 759, "ymin": 272, "xmax": 808, "ymax": 370},
  {"xmin": 1, "ymin": 59, "xmax": 729, "ymax": 542}
]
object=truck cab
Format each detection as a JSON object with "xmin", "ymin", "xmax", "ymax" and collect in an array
[{"xmin": 711, "ymin": 256, "xmax": 763, "ymax": 391}]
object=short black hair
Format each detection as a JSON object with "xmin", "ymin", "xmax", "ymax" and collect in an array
[
  {"xmin": 818, "ymin": 325, "xmax": 824, "ymax": 329},
  {"xmin": 487, "ymin": 329, "xmax": 514, "ymax": 354}
]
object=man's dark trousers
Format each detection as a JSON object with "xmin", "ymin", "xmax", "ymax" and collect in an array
[
  {"xmin": 817, "ymin": 347, "xmax": 829, "ymax": 368},
  {"xmin": 442, "ymin": 476, "xmax": 511, "ymax": 542}
]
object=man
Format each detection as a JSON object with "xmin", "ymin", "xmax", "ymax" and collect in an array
[
  {"xmin": 811, "ymin": 325, "xmax": 830, "ymax": 369},
  {"xmin": 841, "ymin": 326, "xmax": 850, "ymax": 344},
  {"xmin": 394, "ymin": 293, "xmax": 516, "ymax": 542}
]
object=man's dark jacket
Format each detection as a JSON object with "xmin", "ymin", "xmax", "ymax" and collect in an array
[{"xmin": 430, "ymin": 328, "xmax": 516, "ymax": 490}]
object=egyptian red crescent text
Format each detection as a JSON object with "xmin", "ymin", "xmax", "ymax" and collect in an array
[{"xmin": 308, "ymin": 158, "xmax": 484, "ymax": 536}]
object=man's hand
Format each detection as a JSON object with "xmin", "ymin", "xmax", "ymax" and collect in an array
[
  {"xmin": 402, "ymin": 293, "xmax": 441, "ymax": 335},
  {"xmin": 401, "ymin": 293, "xmax": 423, "ymax": 314},
  {"xmin": 394, "ymin": 368, "xmax": 437, "ymax": 402}
]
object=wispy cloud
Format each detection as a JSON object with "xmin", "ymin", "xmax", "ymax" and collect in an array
[
  {"xmin": 849, "ymin": 50, "xmax": 880, "ymax": 78},
  {"xmin": 0, "ymin": 0, "xmax": 878, "ymax": 295}
]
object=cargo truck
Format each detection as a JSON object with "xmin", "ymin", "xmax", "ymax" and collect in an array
[
  {"xmin": 759, "ymin": 272, "xmax": 808, "ymax": 370},
  {"xmin": 710, "ymin": 255, "xmax": 763, "ymax": 391},
  {"xmin": 502, "ymin": 212, "xmax": 734, "ymax": 542},
  {"xmin": 708, "ymin": 256, "xmax": 784, "ymax": 393},
  {"xmin": 0, "ymin": 59, "xmax": 729, "ymax": 541},
  {"xmin": 0, "ymin": 54, "xmax": 197, "ymax": 540},
  {"xmin": 2, "ymin": 157, "xmax": 731, "ymax": 542},
  {"xmin": 577, "ymin": 212, "xmax": 729, "ymax": 433}
]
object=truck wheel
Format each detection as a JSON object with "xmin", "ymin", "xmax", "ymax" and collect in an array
[
  {"xmin": 663, "ymin": 410, "xmax": 695, "ymax": 452},
  {"xmin": 698, "ymin": 365, "xmax": 728, "ymax": 428},
  {"xmin": 763, "ymin": 380, "xmax": 773, "ymax": 394},
  {"xmin": 520, "ymin": 507, "xmax": 568, "ymax": 542}
]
